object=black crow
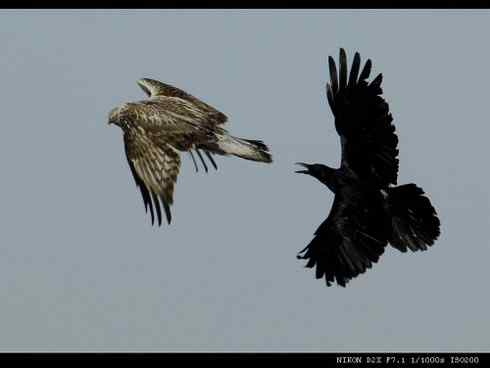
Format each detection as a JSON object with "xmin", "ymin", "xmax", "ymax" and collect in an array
[{"xmin": 296, "ymin": 49, "xmax": 440, "ymax": 287}]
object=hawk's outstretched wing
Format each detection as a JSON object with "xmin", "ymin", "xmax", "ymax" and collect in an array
[
  {"xmin": 326, "ymin": 49, "xmax": 399, "ymax": 187},
  {"xmin": 137, "ymin": 78, "xmax": 228, "ymax": 127},
  {"xmin": 297, "ymin": 188, "xmax": 388, "ymax": 287},
  {"xmin": 124, "ymin": 129, "xmax": 181, "ymax": 225},
  {"xmin": 134, "ymin": 79, "xmax": 228, "ymax": 173}
]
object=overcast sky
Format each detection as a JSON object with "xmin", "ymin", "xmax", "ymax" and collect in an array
[{"xmin": 0, "ymin": 10, "xmax": 489, "ymax": 352}]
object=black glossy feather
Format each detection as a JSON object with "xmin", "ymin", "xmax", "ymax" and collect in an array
[
  {"xmin": 328, "ymin": 56, "xmax": 338, "ymax": 94},
  {"xmin": 359, "ymin": 59, "xmax": 372, "ymax": 81},
  {"xmin": 348, "ymin": 52, "xmax": 361, "ymax": 88},
  {"xmin": 370, "ymin": 73, "xmax": 383, "ymax": 93},
  {"xmin": 326, "ymin": 84, "xmax": 335, "ymax": 112},
  {"xmin": 339, "ymin": 48, "xmax": 348, "ymax": 89}
]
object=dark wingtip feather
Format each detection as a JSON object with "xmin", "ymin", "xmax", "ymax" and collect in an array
[
  {"xmin": 328, "ymin": 56, "xmax": 338, "ymax": 93},
  {"xmin": 359, "ymin": 59, "xmax": 372, "ymax": 81},
  {"xmin": 137, "ymin": 185, "xmax": 155, "ymax": 225},
  {"xmin": 162, "ymin": 198, "xmax": 172, "ymax": 224},
  {"xmin": 296, "ymin": 244, "xmax": 309, "ymax": 260},
  {"xmin": 370, "ymin": 73, "xmax": 383, "ymax": 90},
  {"xmin": 135, "ymin": 181, "xmax": 150, "ymax": 214},
  {"xmin": 124, "ymin": 141, "xmax": 156, "ymax": 225},
  {"xmin": 348, "ymin": 52, "xmax": 361, "ymax": 88},
  {"xmin": 339, "ymin": 48, "xmax": 348, "ymax": 89},
  {"xmin": 148, "ymin": 197, "xmax": 155, "ymax": 225},
  {"xmin": 315, "ymin": 265, "xmax": 324, "ymax": 279},
  {"xmin": 326, "ymin": 84, "xmax": 335, "ymax": 112},
  {"xmin": 151, "ymin": 192, "xmax": 162, "ymax": 226}
]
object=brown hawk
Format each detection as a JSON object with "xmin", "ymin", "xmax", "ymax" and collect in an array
[{"xmin": 109, "ymin": 78, "xmax": 272, "ymax": 225}]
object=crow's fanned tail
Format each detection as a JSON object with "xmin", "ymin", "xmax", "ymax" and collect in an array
[{"xmin": 387, "ymin": 184, "xmax": 441, "ymax": 252}]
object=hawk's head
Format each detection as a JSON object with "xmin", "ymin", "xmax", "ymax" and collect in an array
[
  {"xmin": 108, "ymin": 107, "xmax": 121, "ymax": 126},
  {"xmin": 108, "ymin": 104, "xmax": 132, "ymax": 127}
]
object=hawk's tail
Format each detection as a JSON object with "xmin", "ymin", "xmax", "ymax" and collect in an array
[
  {"xmin": 386, "ymin": 184, "xmax": 441, "ymax": 252},
  {"xmin": 216, "ymin": 135, "xmax": 272, "ymax": 163}
]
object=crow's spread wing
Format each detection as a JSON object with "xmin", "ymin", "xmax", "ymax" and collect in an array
[
  {"xmin": 326, "ymin": 49, "xmax": 399, "ymax": 187},
  {"xmin": 124, "ymin": 129, "xmax": 181, "ymax": 225},
  {"xmin": 137, "ymin": 78, "xmax": 227, "ymax": 127},
  {"xmin": 297, "ymin": 189, "xmax": 388, "ymax": 287}
]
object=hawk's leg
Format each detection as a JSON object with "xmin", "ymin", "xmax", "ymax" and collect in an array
[
  {"xmin": 189, "ymin": 151, "xmax": 199, "ymax": 172},
  {"xmin": 195, "ymin": 149, "xmax": 208, "ymax": 173},
  {"xmin": 204, "ymin": 151, "xmax": 218, "ymax": 170}
]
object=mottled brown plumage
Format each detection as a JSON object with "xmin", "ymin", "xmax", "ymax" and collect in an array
[{"xmin": 109, "ymin": 78, "xmax": 272, "ymax": 225}]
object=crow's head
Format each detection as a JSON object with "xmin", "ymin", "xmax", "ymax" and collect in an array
[
  {"xmin": 295, "ymin": 162, "xmax": 327, "ymax": 177},
  {"xmin": 295, "ymin": 163, "xmax": 337, "ymax": 192}
]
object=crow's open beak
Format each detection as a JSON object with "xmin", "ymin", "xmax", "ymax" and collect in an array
[{"xmin": 295, "ymin": 162, "xmax": 310, "ymax": 174}]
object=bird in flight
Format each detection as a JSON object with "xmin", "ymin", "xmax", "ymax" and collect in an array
[
  {"xmin": 109, "ymin": 78, "xmax": 272, "ymax": 226},
  {"xmin": 296, "ymin": 49, "xmax": 440, "ymax": 287}
]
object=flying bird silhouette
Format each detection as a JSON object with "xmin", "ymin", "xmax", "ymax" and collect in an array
[
  {"xmin": 296, "ymin": 49, "xmax": 440, "ymax": 287},
  {"xmin": 109, "ymin": 78, "xmax": 272, "ymax": 225}
]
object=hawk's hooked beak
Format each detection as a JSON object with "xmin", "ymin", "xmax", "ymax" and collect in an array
[{"xmin": 295, "ymin": 162, "xmax": 311, "ymax": 174}]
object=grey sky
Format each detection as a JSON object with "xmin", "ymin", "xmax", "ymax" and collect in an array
[{"xmin": 0, "ymin": 10, "xmax": 488, "ymax": 351}]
